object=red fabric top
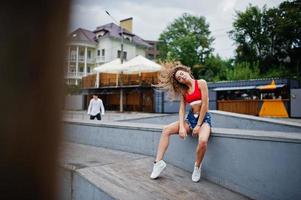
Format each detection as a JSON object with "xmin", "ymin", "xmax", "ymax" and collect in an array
[{"xmin": 184, "ymin": 80, "xmax": 202, "ymax": 103}]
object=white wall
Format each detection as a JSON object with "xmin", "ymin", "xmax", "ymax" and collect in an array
[
  {"xmin": 98, "ymin": 37, "xmax": 146, "ymax": 62},
  {"xmin": 65, "ymin": 95, "xmax": 84, "ymax": 110},
  {"xmin": 136, "ymin": 47, "xmax": 146, "ymax": 57},
  {"xmin": 96, "ymin": 37, "xmax": 112, "ymax": 62},
  {"xmin": 68, "ymin": 37, "xmax": 147, "ymax": 69}
]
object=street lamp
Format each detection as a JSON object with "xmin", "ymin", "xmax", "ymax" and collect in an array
[
  {"xmin": 105, "ymin": 10, "xmax": 124, "ymax": 112},
  {"xmin": 105, "ymin": 11, "xmax": 124, "ymax": 64}
]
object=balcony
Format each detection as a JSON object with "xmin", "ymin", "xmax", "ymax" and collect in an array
[
  {"xmin": 95, "ymin": 56, "xmax": 105, "ymax": 63},
  {"xmin": 67, "ymin": 56, "xmax": 95, "ymax": 64},
  {"xmin": 65, "ymin": 72, "xmax": 93, "ymax": 79},
  {"xmin": 87, "ymin": 58, "xmax": 95, "ymax": 63}
]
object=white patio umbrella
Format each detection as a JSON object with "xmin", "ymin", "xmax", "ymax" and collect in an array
[
  {"xmin": 93, "ymin": 58, "xmax": 125, "ymax": 73},
  {"xmin": 93, "ymin": 58, "xmax": 126, "ymax": 86},
  {"xmin": 121, "ymin": 55, "xmax": 162, "ymax": 74},
  {"xmin": 93, "ymin": 58, "xmax": 128, "ymax": 113}
]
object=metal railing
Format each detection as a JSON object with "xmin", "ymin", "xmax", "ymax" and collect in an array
[
  {"xmin": 65, "ymin": 72, "xmax": 94, "ymax": 79},
  {"xmin": 66, "ymin": 56, "xmax": 95, "ymax": 64},
  {"xmin": 96, "ymin": 56, "xmax": 105, "ymax": 63}
]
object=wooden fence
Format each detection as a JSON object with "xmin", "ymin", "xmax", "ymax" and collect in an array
[
  {"xmin": 82, "ymin": 72, "xmax": 159, "ymax": 88},
  {"xmin": 217, "ymin": 100, "xmax": 259, "ymax": 116},
  {"xmin": 82, "ymin": 74, "xmax": 96, "ymax": 88},
  {"xmin": 86, "ymin": 89, "xmax": 154, "ymax": 112}
]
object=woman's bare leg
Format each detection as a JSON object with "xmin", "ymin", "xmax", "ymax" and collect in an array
[
  {"xmin": 155, "ymin": 121, "xmax": 190, "ymax": 162},
  {"xmin": 195, "ymin": 123, "xmax": 211, "ymax": 167}
]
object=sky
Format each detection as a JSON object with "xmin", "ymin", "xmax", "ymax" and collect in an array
[{"xmin": 69, "ymin": 0, "xmax": 285, "ymax": 59}]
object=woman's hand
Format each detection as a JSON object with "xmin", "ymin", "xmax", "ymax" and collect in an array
[
  {"xmin": 192, "ymin": 125, "xmax": 200, "ymax": 137},
  {"xmin": 179, "ymin": 126, "xmax": 187, "ymax": 139}
]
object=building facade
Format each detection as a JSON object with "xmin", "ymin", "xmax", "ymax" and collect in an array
[
  {"xmin": 65, "ymin": 19, "xmax": 151, "ymax": 85},
  {"xmin": 144, "ymin": 40, "xmax": 159, "ymax": 61}
]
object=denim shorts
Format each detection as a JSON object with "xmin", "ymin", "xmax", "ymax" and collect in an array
[{"xmin": 185, "ymin": 110, "xmax": 212, "ymax": 130}]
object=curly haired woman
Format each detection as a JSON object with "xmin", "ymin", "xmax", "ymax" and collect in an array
[{"xmin": 150, "ymin": 62, "xmax": 212, "ymax": 182}]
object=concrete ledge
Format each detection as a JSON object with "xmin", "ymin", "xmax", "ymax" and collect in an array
[
  {"xmin": 119, "ymin": 110, "xmax": 301, "ymax": 133},
  {"xmin": 210, "ymin": 110, "xmax": 301, "ymax": 127},
  {"xmin": 213, "ymin": 127, "xmax": 301, "ymax": 143},
  {"xmin": 64, "ymin": 119, "xmax": 301, "ymax": 143},
  {"xmin": 63, "ymin": 119, "xmax": 301, "ymax": 200},
  {"xmin": 59, "ymin": 166, "xmax": 114, "ymax": 200}
]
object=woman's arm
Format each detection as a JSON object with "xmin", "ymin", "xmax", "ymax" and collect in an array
[
  {"xmin": 179, "ymin": 95, "xmax": 187, "ymax": 139},
  {"xmin": 195, "ymin": 80, "xmax": 209, "ymax": 128}
]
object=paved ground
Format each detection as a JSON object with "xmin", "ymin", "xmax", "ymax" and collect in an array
[
  {"xmin": 61, "ymin": 142, "xmax": 250, "ymax": 200},
  {"xmin": 63, "ymin": 110, "xmax": 167, "ymax": 122}
]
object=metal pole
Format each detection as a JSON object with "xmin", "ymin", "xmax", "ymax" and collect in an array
[
  {"xmin": 106, "ymin": 10, "xmax": 124, "ymax": 112},
  {"xmin": 120, "ymin": 24, "xmax": 124, "ymax": 112}
]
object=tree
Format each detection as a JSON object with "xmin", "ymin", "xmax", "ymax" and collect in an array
[
  {"xmin": 229, "ymin": 5, "xmax": 272, "ymax": 72},
  {"xmin": 229, "ymin": 1, "xmax": 301, "ymax": 78},
  {"xmin": 193, "ymin": 55, "xmax": 232, "ymax": 82},
  {"xmin": 226, "ymin": 61, "xmax": 260, "ymax": 81},
  {"xmin": 158, "ymin": 13, "xmax": 214, "ymax": 70}
]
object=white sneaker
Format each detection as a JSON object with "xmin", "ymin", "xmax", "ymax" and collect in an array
[
  {"xmin": 150, "ymin": 160, "xmax": 167, "ymax": 179},
  {"xmin": 192, "ymin": 164, "xmax": 202, "ymax": 182}
]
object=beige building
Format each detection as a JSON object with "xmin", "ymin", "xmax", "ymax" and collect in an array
[{"xmin": 65, "ymin": 18, "xmax": 151, "ymax": 85}]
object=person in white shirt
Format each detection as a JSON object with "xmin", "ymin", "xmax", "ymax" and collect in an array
[{"xmin": 87, "ymin": 95, "xmax": 105, "ymax": 120}]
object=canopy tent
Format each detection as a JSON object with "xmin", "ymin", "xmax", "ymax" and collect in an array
[
  {"xmin": 93, "ymin": 56, "xmax": 162, "ymax": 74},
  {"xmin": 93, "ymin": 58, "xmax": 126, "ymax": 87},
  {"xmin": 93, "ymin": 56, "xmax": 162, "ymax": 87},
  {"xmin": 93, "ymin": 58, "xmax": 125, "ymax": 73},
  {"xmin": 122, "ymin": 55, "xmax": 162, "ymax": 74},
  {"xmin": 92, "ymin": 56, "xmax": 162, "ymax": 112}
]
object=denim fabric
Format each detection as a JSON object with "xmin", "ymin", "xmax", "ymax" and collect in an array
[{"xmin": 185, "ymin": 110, "xmax": 212, "ymax": 129}]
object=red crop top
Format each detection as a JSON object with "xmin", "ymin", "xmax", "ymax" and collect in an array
[{"xmin": 184, "ymin": 80, "xmax": 202, "ymax": 103}]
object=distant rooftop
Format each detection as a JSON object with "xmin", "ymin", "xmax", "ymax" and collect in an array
[{"xmin": 69, "ymin": 23, "xmax": 151, "ymax": 48}]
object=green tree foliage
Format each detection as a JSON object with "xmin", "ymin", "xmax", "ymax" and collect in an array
[
  {"xmin": 158, "ymin": 13, "xmax": 214, "ymax": 69},
  {"xmin": 229, "ymin": 1, "xmax": 301, "ymax": 78},
  {"xmin": 226, "ymin": 61, "xmax": 260, "ymax": 80},
  {"xmin": 193, "ymin": 55, "xmax": 232, "ymax": 82}
]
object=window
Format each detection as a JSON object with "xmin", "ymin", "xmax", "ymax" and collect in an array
[
  {"xmin": 87, "ymin": 67, "xmax": 91, "ymax": 73},
  {"xmin": 97, "ymin": 50, "xmax": 100, "ymax": 56},
  {"xmin": 96, "ymin": 31, "xmax": 105, "ymax": 38},
  {"xmin": 102, "ymin": 49, "xmax": 105, "ymax": 56},
  {"xmin": 80, "ymin": 50, "xmax": 84, "ymax": 56},
  {"xmin": 88, "ymin": 50, "xmax": 91, "ymax": 58},
  {"xmin": 117, "ymin": 50, "xmax": 127, "ymax": 60},
  {"xmin": 79, "ymin": 67, "xmax": 84, "ymax": 72},
  {"xmin": 123, "ymin": 33, "xmax": 133, "ymax": 42}
]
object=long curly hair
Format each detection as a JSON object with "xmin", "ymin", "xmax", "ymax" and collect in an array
[{"xmin": 156, "ymin": 62, "xmax": 194, "ymax": 100}]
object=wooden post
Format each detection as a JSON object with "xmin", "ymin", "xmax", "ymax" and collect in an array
[{"xmin": 0, "ymin": 1, "xmax": 71, "ymax": 199}]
